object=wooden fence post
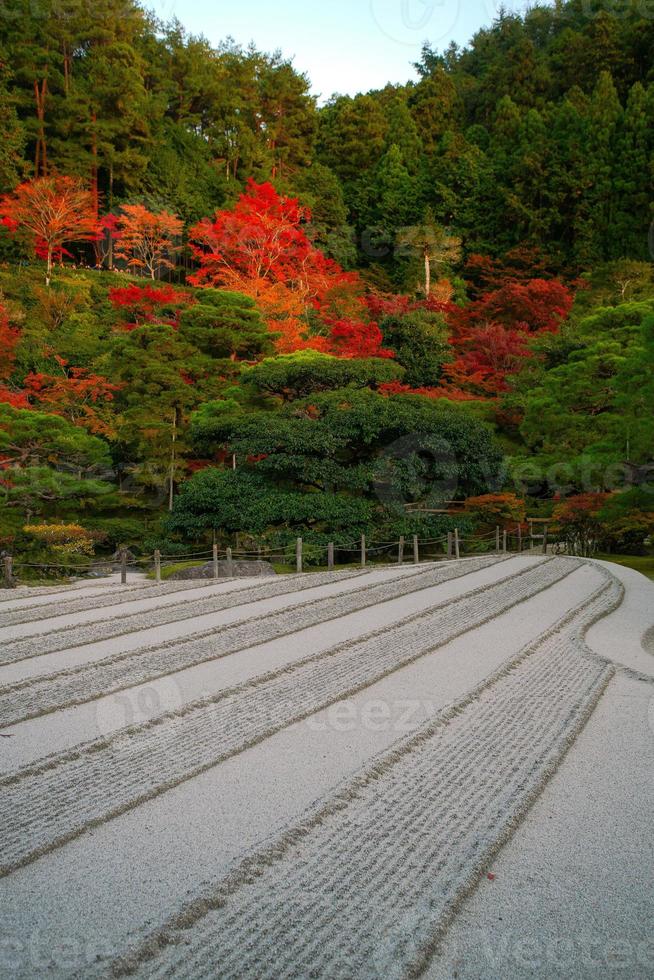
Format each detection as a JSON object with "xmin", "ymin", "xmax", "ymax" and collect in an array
[
  {"xmin": 328, "ymin": 542, "xmax": 334, "ymax": 571},
  {"xmin": 296, "ymin": 537, "xmax": 303, "ymax": 574},
  {"xmin": 398, "ymin": 536, "xmax": 405, "ymax": 565},
  {"xmin": 413, "ymin": 535, "xmax": 419, "ymax": 565},
  {"xmin": 517, "ymin": 523, "xmax": 522, "ymax": 553},
  {"xmin": 120, "ymin": 548, "xmax": 127, "ymax": 585},
  {"xmin": 447, "ymin": 532, "xmax": 453, "ymax": 559},
  {"xmin": 3, "ymin": 555, "xmax": 13, "ymax": 588},
  {"xmin": 542, "ymin": 525, "xmax": 549, "ymax": 555},
  {"xmin": 154, "ymin": 549, "xmax": 161, "ymax": 583},
  {"xmin": 454, "ymin": 528, "xmax": 460, "ymax": 560},
  {"xmin": 495, "ymin": 526, "xmax": 501, "ymax": 553},
  {"xmin": 503, "ymin": 529, "xmax": 508, "ymax": 553},
  {"xmin": 360, "ymin": 534, "xmax": 366, "ymax": 568},
  {"xmin": 212, "ymin": 543, "xmax": 219, "ymax": 580},
  {"xmin": 226, "ymin": 546, "xmax": 233, "ymax": 578}
]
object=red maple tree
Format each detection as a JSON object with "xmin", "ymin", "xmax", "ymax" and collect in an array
[
  {"xmin": 108, "ymin": 283, "xmax": 193, "ymax": 330},
  {"xmin": 95, "ymin": 213, "xmax": 122, "ymax": 270},
  {"xmin": 22, "ymin": 357, "xmax": 123, "ymax": 435},
  {"xmin": 115, "ymin": 205, "xmax": 183, "ymax": 279},
  {"xmin": 189, "ymin": 181, "xmax": 368, "ymax": 353},
  {"xmin": 464, "ymin": 247, "xmax": 557, "ymax": 298},
  {"xmin": 444, "ymin": 277, "xmax": 574, "ymax": 395},
  {"xmin": 378, "ymin": 380, "xmax": 479, "ymax": 402},
  {"xmin": 327, "ymin": 318, "xmax": 394, "ymax": 359},
  {"xmin": 0, "ymin": 176, "xmax": 98, "ymax": 283},
  {"xmin": 0, "ymin": 304, "xmax": 20, "ymax": 380},
  {"xmin": 0, "ymin": 387, "xmax": 30, "ymax": 408},
  {"xmin": 366, "ymin": 294, "xmax": 456, "ymax": 320},
  {"xmin": 368, "ymin": 275, "xmax": 572, "ymax": 398}
]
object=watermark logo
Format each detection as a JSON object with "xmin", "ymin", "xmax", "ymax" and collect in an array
[
  {"xmin": 0, "ymin": 929, "xmax": 116, "ymax": 974},
  {"xmin": 372, "ymin": 433, "xmax": 459, "ymax": 512},
  {"xmin": 94, "ymin": 676, "xmax": 184, "ymax": 739},
  {"xmin": 305, "ymin": 697, "xmax": 435, "ymax": 733},
  {"xmin": 368, "ymin": 0, "xmax": 654, "ymax": 51},
  {"xmin": 369, "ymin": 0, "xmax": 462, "ymax": 46}
]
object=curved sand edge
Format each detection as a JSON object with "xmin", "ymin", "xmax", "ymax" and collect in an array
[{"xmin": 423, "ymin": 558, "xmax": 654, "ymax": 980}]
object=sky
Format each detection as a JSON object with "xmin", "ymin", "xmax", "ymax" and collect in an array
[{"xmin": 147, "ymin": 0, "xmax": 533, "ymax": 101}]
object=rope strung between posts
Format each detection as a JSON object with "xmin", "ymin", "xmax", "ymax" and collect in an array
[{"xmin": 4, "ymin": 522, "xmax": 538, "ymax": 583}]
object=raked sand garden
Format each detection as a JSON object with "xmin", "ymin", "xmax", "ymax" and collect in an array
[{"xmin": 0, "ymin": 555, "xmax": 653, "ymax": 979}]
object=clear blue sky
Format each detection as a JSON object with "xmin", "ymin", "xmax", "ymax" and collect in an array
[{"xmin": 147, "ymin": 0, "xmax": 533, "ymax": 101}]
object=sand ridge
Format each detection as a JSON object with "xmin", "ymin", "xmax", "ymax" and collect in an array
[{"xmin": 0, "ymin": 555, "xmax": 647, "ymax": 979}]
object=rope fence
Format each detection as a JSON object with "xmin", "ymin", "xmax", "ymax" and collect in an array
[{"xmin": 1, "ymin": 522, "xmax": 554, "ymax": 588}]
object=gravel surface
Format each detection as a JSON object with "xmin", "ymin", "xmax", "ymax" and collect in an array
[
  {"xmin": 0, "ymin": 555, "xmax": 644, "ymax": 980},
  {"xmin": 424, "ymin": 677, "xmax": 654, "ymax": 980},
  {"xmin": 0, "ymin": 558, "xmax": 504, "ymax": 726},
  {"xmin": 109, "ymin": 577, "xmax": 620, "ymax": 979},
  {"xmin": 0, "ymin": 558, "xmax": 573, "ymax": 874},
  {"xmin": 0, "ymin": 568, "xmax": 370, "ymax": 664},
  {"xmin": 0, "ymin": 574, "xmax": 144, "ymax": 604},
  {"xmin": 0, "ymin": 576, "xmax": 235, "ymax": 626}
]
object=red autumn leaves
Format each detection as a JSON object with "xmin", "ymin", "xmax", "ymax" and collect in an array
[
  {"xmin": 0, "ymin": 176, "xmax": 182, "ymax": 282},
  {"xmin": 0, "ymin": 175, "xmax": 575, "ymax": 398},
  {"xmin": 0, "ymin": 176, "xmax": 98, "ymax": 281},
  {"xmin": 108, "ymin": 284, "xmax": 193, "ymax": 330},
  {"xmin": 444, "ymin": 278, "xmax": 573, "ymax": 396},
  {"xmin": 188, "ymin": 179, "xmax": 390, "ymax": 358}
]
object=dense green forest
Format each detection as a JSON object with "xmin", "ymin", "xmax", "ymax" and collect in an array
[{"xmin": 0, "ymin": 0, "xmax": 653, "ymax": 573}]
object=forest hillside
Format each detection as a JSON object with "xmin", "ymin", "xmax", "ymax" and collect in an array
[{"xmin": 0, "ymin": 0, "xmax": 653, "ymax": 572}]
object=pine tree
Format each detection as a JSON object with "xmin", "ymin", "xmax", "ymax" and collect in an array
[
  {"xmin": 317, "ymin": 95, "xmax": 387, "ymax": 183},
  {"xmin": 408, "ymin": 67, "xmax": 457, "ymax": 154},
  {"xmin": 383, "ymin": 96, "xmax": 423, "ymax": 174},
  {"xmin": 258, "ymin": 55, "xmax": 317, "ymax": 179},
  {"xmin": 0, "ymin": 57, "xmax": 25, "ymax": 192},
  {"xmin": 374, "ymin": 145, "xmax": 418, "ymax": 234},
  {"xmin": 396, "ymin": 208, "xmax": 461, "ymax": 298},
  {"xmin": 575, "ymin": 72, "xmax": 622, "ymax": 266},
  {"xmin": 610, "ymin": 82, "xmax": 653, "ymax": 259}
]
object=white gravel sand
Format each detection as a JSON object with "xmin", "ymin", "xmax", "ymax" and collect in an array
[
  {"xmin": 424, "ymin": 671, "xmax": 654, "ymax": 980},
  {"xmin": 0, "ymin": 555, "xmax": 650, "ymax": 979},
  {"xmin": 423, "ymin": 557, "xmax": 654, "ymax": 980}
]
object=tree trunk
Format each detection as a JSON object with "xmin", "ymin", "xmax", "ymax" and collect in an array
[
  {"xmin": 34, "ymin": 78, "xmax": 48, "ymax": 176},
  {"xmin": 168, "ymin": 407, "xmax": 177, "ymax": 512},
  {"xmin": 62, "ymin": 42, "xmax": 71, "ymax": 95},
  {"xmin": 46, "ymin": 245, "xmax": 53, "ymax": 286},
  {"xmin": 424, "ymin": 250, "xmax": 431, "ymax": 297},
  {"xmin": 90, "ymin": 114, "xmax": 99, "ymax": 218}
]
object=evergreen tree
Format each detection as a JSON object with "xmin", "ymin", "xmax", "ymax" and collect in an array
[
  {"xmin": 317, "ymin": 94, "xmax": 387, "ymax": 183},
  {"xmin": 575, "ymin": 72, "xmax": 622, "ymax": 266},
  {"xmin": 396, "ymin": 209, "xmax": 461, "ymax": 298},
  {"xmin": 0, "ymin": 58, "xmax": 25, "ymax": 192},
  {"xmin": 610, "ymin": 82, "xmax": 653, "ymax": 260},
  {"xmin": 178, "ymin": 290, "xmax": 273, "ymax": 364},
  {"xmin": 258, "ymin": 55, "xmax": 316, "ymax": 179},
  {"xmin": 383, "ymin": 97, "xmax": 423, "ymax": 174},
  {"xmin": 374, "ymin": 145, "xmax": 418, "ymax": 233},
  {"xmin": 408, "ymin": 67, "xmax": 458, "ymax": 154}
]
